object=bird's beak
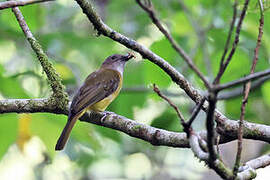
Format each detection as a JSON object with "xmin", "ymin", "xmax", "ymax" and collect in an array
[{"xmin": 123, "ymin": 53, "xmax": 135, "ymax": 61}]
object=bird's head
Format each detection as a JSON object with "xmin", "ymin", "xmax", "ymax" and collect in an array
[{"xmin": 101, "ymin": 53, "xmax": 135, "ymax": 74}]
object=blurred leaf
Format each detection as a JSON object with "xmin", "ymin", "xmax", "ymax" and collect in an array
[
  {"xmin": 172, "ymin": 12, "xmax": 193, "ymax": 36},
  {"xmin": 0, "ymin": 4, "xmax": 44, "ymax": 33},
  {"xmin": 72, "ymin": 121, "xmax": 102, "ymax": 151},
  {"xmin": 262, "ymin": 81, "xmax": 270, "ymax": 108},
  {"xmin": 145, "ymin": 38, "xmax": 180, "ymax": 88},
  {"xmin": 54, "ymin": 63, "xmax": 73, "ymax": 81},
  {"xmin": 0, "ymin": 75, "xmax": 29, "ymax": 98},
  {"xmin": 211, "ymin": 49, "xmax": 250, "ymax": 84},
  {"xmin": 30, "ymin": 113, "xmax": 102, "ymax": 155},
  {"xmin": 30, "ymin": 113, "xmax": 66, "ymax": 156},
  {"xmin": 111, "ymin": 62, "xmax": 147, "ymax": 118},
  {"xmin": 0, "ymin": 114, "xmax": 18, "ymax": 159},
  {"xmin": 151, "ymin": 110, "xmax": 182, "ymax": 132},
  {"xmin": 94, "ymin": 125, "xmax": 121, "ymax": 143}
]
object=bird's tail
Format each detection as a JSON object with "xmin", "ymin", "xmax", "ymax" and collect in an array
[{"xmin": 55, "ymin": 113, "xmax": 80, "ymax": 151}]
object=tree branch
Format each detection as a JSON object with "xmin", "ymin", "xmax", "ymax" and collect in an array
[
  {"xmin": 0, "ymin": 98, "xmax": 67, "ymax": 114},
  {"xmin": 214, "ymin": 0, "xmax": 250, "ymax": 84},
  {"xmin": 214, "ymin": 68, "xmax": 270, "ymax": 91},
  {"xmin": 0, "ymin": 0, "xmax": 53, "ymax": 10},
  {"xmin": 12, "ymin": 7, "xmax": 68, "ymax": 108},
  {"xmin": 237, "ymin": 154, "xmax": 270, "ymax": 179},
  {"xmin": 206, "ymin": 92, "xmax": 218, "ymax": 163},
  {"xmin": 243, "ymin": 154, "xmax": 270, "ymax": 170},
  {"xmin": 1, "ymin": 98, "xmax": 270, "ymax": 145},
  {"xmin": 217, "ymin": 75, "xmax": 270, "ymax": 100},
  {"xmin": 189, "ymin": 133, "xmax": 234, "ymax": 179},
  {"xmin": 153, "ymin": 84, "xmax": 186, "ymax": 126}
]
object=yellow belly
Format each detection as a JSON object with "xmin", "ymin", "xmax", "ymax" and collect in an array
[{"xmin": 88, "ymin": 78, "xmax": 122, "ymax": 112}]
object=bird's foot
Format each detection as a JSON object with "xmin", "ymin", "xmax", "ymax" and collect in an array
[{"xmin": 100, "ymin": 111, "xmax": 114, "ymax": 122}]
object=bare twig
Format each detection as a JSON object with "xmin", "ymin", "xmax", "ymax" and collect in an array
[
  {"xmin": 74, "ymin": 0, "xmax": 206, "ymax": 106},
  {"xmin": 186, "ymin": 97, "xmax": 206, "ymax": 127},
  {"xmin": 12, "ymin": 7, "xmax": 68, "ymax": 108},
  {"xmin": 214, "ymin": 0, "xmax": 238, "ymax": 84},
  {"xmin": 153, "ymin": 84, "xmax": 205, "ymax": 136},
  {"xmin": 233, "ymin": 84, "xmax": 247, "ymax": 176},
  {"xmin": 0, "ymin": 0, "xmax": 53, "ymax": 10},
  {"xmin": 136, "ymin": 0, "xmax": 211, "ymax": 89},
  {"xmin": 214, "ymin": 0, "xmax": 250, "ymax": 84},
  {"xmin": 214, "ymin": 68, "xmax": 270, "ymax": 91},
  {"xmin": 233, "ymin": 3, "xmax": 264, "ymax": 175},
  {"xmin": 217, "ymin": 75, "xmax": 270, "ymax": 100},
  {"xmin": 153, "ymin": 84, "xmax": 186, "ymax": 126}
]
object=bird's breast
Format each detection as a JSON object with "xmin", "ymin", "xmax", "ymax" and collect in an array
[{"xmin": 89, "ymin": 73, "xmax": 123, "ymax": 112}]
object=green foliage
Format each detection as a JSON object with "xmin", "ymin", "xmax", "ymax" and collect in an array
[
  {"xmin": 262, "ymin": 81, "xmax": 270, "ymax": 108},
  {"xmin": 0, "ymin": 66, "xmax": 29, "ymax": 98},
  {"xmin": 111, "ymin": 62, "xmax": 147, "ymax": 118},
  {"xmin": 0, "ymin": 114, "xmax": 18, "ymax": 158},
  {"xmin": 151, "ymin": 110, "xmax": 182, "ymax": 132}
]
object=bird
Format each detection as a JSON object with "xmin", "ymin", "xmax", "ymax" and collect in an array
[{"xmin": 55, "ymin": 53, "xmax": 135, "ymax": 150}]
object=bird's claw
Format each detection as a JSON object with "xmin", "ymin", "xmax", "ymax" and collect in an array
[{"xmin": 100, "ymin": 111, "xmax": 114, "ymax": 122}]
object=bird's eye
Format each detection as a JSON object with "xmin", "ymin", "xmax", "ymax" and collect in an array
[{"xmin": 111, "ymin": 56, "xmax": 116, "ymax": 60}]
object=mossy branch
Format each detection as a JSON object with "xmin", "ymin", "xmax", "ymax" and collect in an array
[{"xmin": 12, "ymin": 7, "xmax": 69, "ymax": 108}]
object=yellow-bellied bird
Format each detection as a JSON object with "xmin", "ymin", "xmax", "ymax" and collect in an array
[{"xmin": 55, "ymin": 53, "xmax": 134, "ymax": 150}]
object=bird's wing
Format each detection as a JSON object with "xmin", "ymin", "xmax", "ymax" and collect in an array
[{"xmin": 69, "ymin": 69, "xmax": 120, "ymax": 116}]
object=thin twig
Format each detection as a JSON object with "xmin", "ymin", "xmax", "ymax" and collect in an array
[
  {"xmin": 0, "ymin": 0, "xmax": 53, "ymax": 10},
  {"xmin": 214, "ymin": 0, "xmax": 238, "ymax": 84},
  {"xmin": 186, "ymin": 97, "xmax": 206, "ymax": 127},
  {"xmin": 217, "ymin": 75, "xmax": 270, "ymax": 100},
  {"xmin": 153, "ymin": 84, "xmax": 186, "ymax": 125},
  {"xmin": 214, "ymin": 68, "xmax": 270, "ymax": 91},
  {"xmin": 233, "ymin": 2, "xmax": 264, "ymax": 175},
  {"xmin": 214, "ymin": 0, "xmax": 250, "ymax": 84},
  {"xmin": 153, "ymin": 84, "xmax": 205, "ymax": 137},
  {"xmin": 136, "ymin": 0, "xmax": 211, "ymax": 89},
  {"xmin": 233, "ymin": 84, "xmax": 247, "ymax": 176}
]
